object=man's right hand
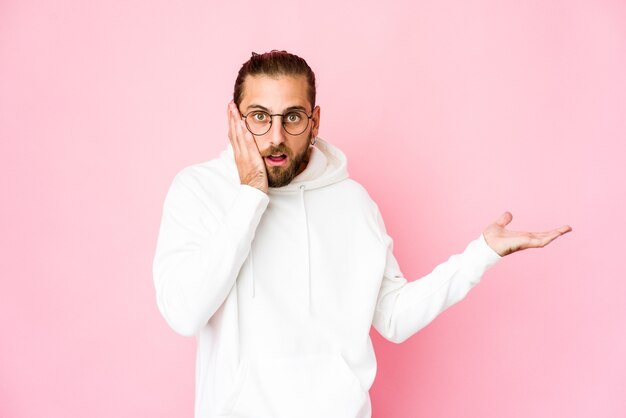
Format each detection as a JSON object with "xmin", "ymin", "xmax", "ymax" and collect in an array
[{"xmin": 227, "ymin": 101, "xmax": 268, "ymax": 194}]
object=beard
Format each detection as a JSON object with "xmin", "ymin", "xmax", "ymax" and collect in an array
[{"xmin": 263, "ymin": 133, "xmax": 312, "ymax": 188}]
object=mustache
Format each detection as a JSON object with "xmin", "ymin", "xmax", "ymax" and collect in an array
[{"xmin": 261, "ymin": 145, "xmax": 291, "ymax": 157}]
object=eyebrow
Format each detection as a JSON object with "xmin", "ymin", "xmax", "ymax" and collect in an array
[{"xmin": 245, "ymin": 104, "xmax": 310, "ymax": 114}]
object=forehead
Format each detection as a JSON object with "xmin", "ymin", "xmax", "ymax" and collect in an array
[{"xmin": 240, "ymin": 74, "xmax": 310, "ymax": 111}]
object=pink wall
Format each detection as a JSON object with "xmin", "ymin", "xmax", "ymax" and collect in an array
[{"xmin": 1, "ymin": 0, "xmax": 624, "ymax": 417}]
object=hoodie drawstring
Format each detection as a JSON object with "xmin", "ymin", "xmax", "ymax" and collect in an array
[
  {"xmin": 249, "ymin": 247, "xmax": 255, "ymax": 298},
  {"xmin": 299, "ymin": 185, "xmax": 313, "ymax": 314}
]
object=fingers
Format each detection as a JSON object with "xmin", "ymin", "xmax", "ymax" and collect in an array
[
  {"xmin": 484, "ymin": 215, "xmax": 572, "ymax": 256},
  {"xmin": 495, "ymin": 211, "xmax": 513, "ymax": 228},
  {"xmin": 227, "ymin": 101, "xmax": 259, "ymax": 154},
  {"xmin": 558, "ymin": 225, "xmax": 573, "ymax": 234},
  {"xmin": 524, "ymin": 225, "xmax": 572, "ymax": 249},
  {"xmin": 226, "ymin": 101, "xmax": 268, "ymax": 193},
  {"xmin": 228, "ymin": 102, "xmax": 248, "ymax": 156},
  {"xmin": 227, "ymin": 103, "xmax": 240, "ymax": 153}
]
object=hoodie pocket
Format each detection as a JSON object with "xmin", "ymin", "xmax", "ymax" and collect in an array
[{"xmin": 221, "ymin": 353, "xmax": 367, "ymax": 418}]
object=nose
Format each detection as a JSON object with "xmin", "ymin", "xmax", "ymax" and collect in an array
[{"xmin": 266, "ymin": 115, "xmax": 286, "ymax": 146}]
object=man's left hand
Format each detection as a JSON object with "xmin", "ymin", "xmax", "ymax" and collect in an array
[{"xmin": 483, "ymin": 212, "xmax": 572, "ymax": 257}]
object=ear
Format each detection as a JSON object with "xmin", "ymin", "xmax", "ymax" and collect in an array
[{"xmin": 311, "ymin": 105, "xmax": 321, "ymax": 138}]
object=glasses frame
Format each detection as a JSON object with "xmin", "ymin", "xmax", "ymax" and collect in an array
[{"xmin": 240, "ymin": 109, "xmax": 313, "ymax": 136}]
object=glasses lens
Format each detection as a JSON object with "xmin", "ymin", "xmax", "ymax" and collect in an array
[
  {"xmin": 283, "ymin": 111, "xmax": 309, "ymax": 135},
  {"xmin": 244, "ymin": 110, "xmax": 310, "ymax": 136},
  {"xmin": 245, "ymin": 111, "xmax": 271, "ymax": 135}
]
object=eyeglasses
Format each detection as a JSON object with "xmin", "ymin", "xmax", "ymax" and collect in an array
[{"xmin": 241, "ymin": 109, "xmax": 313, "ymax": 136}]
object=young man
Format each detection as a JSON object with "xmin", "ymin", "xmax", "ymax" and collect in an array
[{"xmin": 153, "ymin": 51, "xmax": 571, "ymax": 418}]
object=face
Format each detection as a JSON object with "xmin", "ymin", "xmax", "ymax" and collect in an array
[{"xmin": 238, "ymin": 74, "xmax": 320, "ymax": 188}]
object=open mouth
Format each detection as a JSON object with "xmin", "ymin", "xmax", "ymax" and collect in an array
[{"xmin": 265, "ymin": 154, "xmax": 287, "ymax": 165}]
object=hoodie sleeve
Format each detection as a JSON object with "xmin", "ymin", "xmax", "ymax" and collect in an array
[
  {"xmin": 371, "ymin": 210, "xmax": 501, "ymax": 344},
  {"xmin": 153, "ymin": 174, "xmax": 269, "ymax": 337}
]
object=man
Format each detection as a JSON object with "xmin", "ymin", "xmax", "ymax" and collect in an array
[{"xmin": 153, "ymin": 50, "xmax": 571, "ymax": 418}]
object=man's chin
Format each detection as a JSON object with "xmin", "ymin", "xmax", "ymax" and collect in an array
[
  {"xmin": 267, "ymin": 165, "xmax": 295, "ymax": 188},
  {"xmin": 265, "ymin": 145, "xmax": 310, "ymax": 188}
]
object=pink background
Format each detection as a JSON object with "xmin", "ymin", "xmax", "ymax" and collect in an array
[{"xmin": 1, "ymin": 0, "xmax": 625, "ymax": 417}]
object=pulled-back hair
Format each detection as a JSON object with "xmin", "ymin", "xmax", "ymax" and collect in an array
[{"xmin": 233, "ymin": 50, "xmax": 316, "ymax": 109}]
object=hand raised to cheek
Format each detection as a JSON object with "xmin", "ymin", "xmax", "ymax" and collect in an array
[{"xmin": 227, "ymin": 101, "xmax": 268, "ymax": 194}]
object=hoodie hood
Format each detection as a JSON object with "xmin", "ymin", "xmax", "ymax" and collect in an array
[{"xmin": 221, "ymin": 137, "xmax": 348, "ymax": 192}]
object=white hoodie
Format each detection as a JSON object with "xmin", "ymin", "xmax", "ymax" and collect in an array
[{"xmin": 153, "ymin": 138, "xmax": 501, "ymax": 418}]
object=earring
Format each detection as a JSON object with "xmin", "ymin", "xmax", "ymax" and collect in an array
[{"xmin": 310, "ymin": 136, "xmax": 317, "ymax": 145}]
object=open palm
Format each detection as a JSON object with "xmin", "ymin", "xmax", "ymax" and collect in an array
[{"xmin": 483, "ymin": 212, "xmax": 572, "ymax": 257}]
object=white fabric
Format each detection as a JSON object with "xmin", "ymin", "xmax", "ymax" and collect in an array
[{"xmin": 153, "ymin": 138, "xmax": 501, "ymax": 418}]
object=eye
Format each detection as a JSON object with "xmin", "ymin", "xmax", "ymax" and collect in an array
[
  {"xmin": 285, "ymin": 112, "xmax": 302, "ymax": 123},
  {"xmin": 251, "ymin": 111, "xmax": 268, "ymax": 122}
]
